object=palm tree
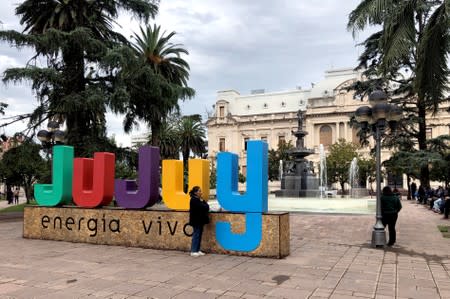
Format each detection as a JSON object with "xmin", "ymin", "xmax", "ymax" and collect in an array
[
  {"xmin": 347, "ymin": 0, "xmax": 449, "ymax": 187},
  {"xmin": 177, "ymin": 115, "xmax": 206, "ymax": 170},
  {"xmin": 132, "ymin": 24, "xmax": 192, "ymax": 88},
  {"xmin": 16, "ymin": 0, "xmax": 157, "ymax": 40},
  {"xmin": 1, "ymin": 0, "xmax": 159, "ymax": 155},
  {"xmin": 158, "ymin": 119, "xmax": 180, "ymax": 159},
  {"xmin": 124, "ymin": 24, "xmax": 195, "ymax": 146}
]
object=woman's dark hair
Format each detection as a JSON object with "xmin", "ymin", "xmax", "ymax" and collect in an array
[
  {"xmin": 189, "ymin": 186, "xmax": 201, "ymax": 197},
  {"xmin": 382, "ymin": 186, "xmax": 393, "ymax": 196}
]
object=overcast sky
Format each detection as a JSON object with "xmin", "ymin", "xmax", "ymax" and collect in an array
[{"xmin": 0, "ymin": 0, "xmax": 369, "ymax": 147}]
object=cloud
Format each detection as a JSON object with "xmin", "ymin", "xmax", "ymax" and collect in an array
[{"xmin": 0, "ymin": 0, "xmax": 368, "ymax": 145}]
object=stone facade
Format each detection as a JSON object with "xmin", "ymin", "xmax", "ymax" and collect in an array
[
  {"xmin": 207, "ymin": 68, "xmax": 450, "ymax": 188},
  {"xmin": 23, "ymin": 206, "xmax": 290, "ymax": 258}
]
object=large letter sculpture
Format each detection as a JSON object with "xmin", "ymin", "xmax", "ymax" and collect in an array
[
  {"xmin": 216, "ymin": 140, "xmax": 268, "ymax": 251},
  {"xmin": 34, "ymin": 145, "xmax": 74, "ymax": 206},
  {"xmin": 115, "ymin": 146, "xmax": 160, "ymax": 209},
  {"xmin": 72, "ymin": 152, "xmax": 115, "ymax": 208},
  {"xmin": 162, "ymin": 159, "xmax": 210, "ymax": 210}
]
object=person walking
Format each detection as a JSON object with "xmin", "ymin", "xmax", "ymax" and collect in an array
[
  {"xmin": 189, "ymin": 186, "xmax": 209, "ymax": 257},
  {"xmin": 410, "ymin": 181, "xmax": 417, "ymax": 200},
  {"xmin": 13, "ymin": 187, "xmax": 19, "ymax": 205},
  {"xmin": 6, "ymin": 186, "xmax": 13, "ymax": 205},
  {"xmin": 418, "ymin": 185, "xmax": 426, "ymax": 204},
  {"xmin": 381, "ymin": 186, "xmax": 402, "ymax": 247}
]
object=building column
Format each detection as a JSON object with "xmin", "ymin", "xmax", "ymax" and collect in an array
[{"xmin": 335, "ymin": 122, "xmax": 340, "ymax": 141}]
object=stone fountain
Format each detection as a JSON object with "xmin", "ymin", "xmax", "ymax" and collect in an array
[{"xmin": 275, "ymin": 110, "xmax": 319, "ymax": 197}]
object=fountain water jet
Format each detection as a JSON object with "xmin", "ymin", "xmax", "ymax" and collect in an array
[
  {"xmin": 349, "ymin": 157, "xmax": 359, "ymax": 198},
  {"xmin": 319, "ymin": 144, "xmax": 327, "ymax": 198},
  {"xmin": 349, "ymin": 157, "xmax": 369, "ymax": 197}
]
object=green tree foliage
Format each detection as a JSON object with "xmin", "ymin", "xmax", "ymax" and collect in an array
[
  {"xmin": 0, "ymin": 139, "xmax": 47, "ymax": 203},
  {"xmin": 113, "ymin": 146, "xmax": 138, "ymax": 180},
  {"xmin": 358, "ymin": 157, "xmax": 376, "ymax": 189},
  {"xmin": 178, "ymin": 114, "xmax": 206, "ymax": 170},
  {"xmin": 384, "ymin": 135, "xmax": 450, "ymax": 189},
  {"xmin": 146, "ymin": 113, "xmax": 207, "ymax": 164},
  {"xmin": 119, "ymin": 24, "xmax": 195, "ymax": 146},
  {"xmin": 0, "ymin": 102, "xmax": 7, "ymax": 115},
  {"xmin": 326, "ymin": 139, "xmax": 360, "ymax": 194},
  {"xmin": 347, "ymin": 0, "xmax": 450, "ymax": 187},
  {"xmin": 158, "ymin": 119, "xmax": 181, "ymax": 159},
  {"xmin": 428, "ymin": 135, "xmax": 450, "ymax": 187},
  {"xmin": 0, "ymin": 0, "xmax": 159, "ymax": 156},
  {"xmin": 268, "ymin": 141, "xmax": 294, "ymax": 181}
]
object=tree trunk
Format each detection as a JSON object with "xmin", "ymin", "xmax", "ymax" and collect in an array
[
  {"xmin": 182, "ymin": 149, "xmax": 189, "ymax": 173},
  {"xmin": 62, "ymin": 43, "xmax": 86, "ymax": 151},
  {"xmin": 23, "ymin": 177, "xmax": 32, "ymax": 204},
  {"xmin": 417, "ymin": 101, "xmax": 430, "ymax": 187},
  {"xmin": 150, "ymin": 122, "xmax": 161, "ymax": 146},
  {"xmin": 406, "ymin": 174, "xmax": 411, "ymax": 200}
]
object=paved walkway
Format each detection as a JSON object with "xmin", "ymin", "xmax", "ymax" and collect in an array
[
  {"xmin": 0, "ymin": 200, "xmax": 449, "ymax": 299},
  {"xmin": 0, "ymin": 196, "xmax": 26, "ymax": 209}
]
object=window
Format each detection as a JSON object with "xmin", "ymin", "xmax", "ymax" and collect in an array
[
  {"xmin": 219, "ymin": 138, "xmax": 226, "ymax": 152},
  {"xmin": 219, "ymin": 106, "xmax": 225, "ymax": 118},
  {"xmin": 426, "ymin": 127, "xmax": 432, "ymax": 139},
  {"xmin": 319, "ymin": 125, "xmax": 332, "ymax": 147},
  {"xmin": 244, "ymin": 137, "xmax": 249, "ymax": 151},
  {"xmin": 261, "ymin": 136, "xmax": 267, "ymax": 142},
  {"xmin": 281, "ymin": 101, "xmax": 286, "ymax": 107},
  {"xmin": 263, "ymin": 103, "xmax": 268, "ymax": 109},
  {"xmin": 278, "ymin": 135, "xmax": 286, "ymax": 146}
]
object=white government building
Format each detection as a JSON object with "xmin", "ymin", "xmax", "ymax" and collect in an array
[{"xmin": 206, "ymin": 68, "xmax": 450, "ymax": 189}]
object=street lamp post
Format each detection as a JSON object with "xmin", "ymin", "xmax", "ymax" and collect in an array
[
  {"xmin": 37, "ymin": 121, "xmax": 65, "ymax": 150},
  {"xmin": 355, "ymin": 90, "xmax": 402, "ymax": 247}
]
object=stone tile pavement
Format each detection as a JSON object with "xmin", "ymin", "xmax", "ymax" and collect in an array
[{"xmin": 0, "ymin": 200, "xmax": 449, "ymax": 298}]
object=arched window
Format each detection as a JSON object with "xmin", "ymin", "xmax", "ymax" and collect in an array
[{"xmin": 319, "ymin": 125, "xmax": 332, "ymax": 146}]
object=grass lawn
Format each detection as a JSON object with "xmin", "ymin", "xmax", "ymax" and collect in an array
[
  {"xmin": 437, "ymin": 225, "xmax": 450, "ymax": 238},
  {"xmin": 0, "ymin": 203, "xmax": 27, "ymax": 213}
]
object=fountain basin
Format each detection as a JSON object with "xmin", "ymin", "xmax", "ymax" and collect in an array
[{"xmin": 209, "ymin": 195, "xmax": 376, "ymax": 215}]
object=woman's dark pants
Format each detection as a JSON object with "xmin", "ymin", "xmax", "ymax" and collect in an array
[
  {"xmin": 191, "ymin": 225, "xmax": 203, "ymax": 252},
  {"xmin": 382, "ymin": 213, "xmax": 398, "ymax": 245}
]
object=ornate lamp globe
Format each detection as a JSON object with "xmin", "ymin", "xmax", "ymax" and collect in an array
[
  {"xmin": 47, "ymin": 120, "xmax": 60, "ymax": 132},
  {"xmin": 53, "ymin": 130, "xmax": 65, "ymax": 143},
  {"xmin": 368, "ymin": 90, "xmax": 387, "ymax": 106},
  {"xmin": 371, "ymin": 102, "xmax": 390, "ymax": 121},
  {"xmin": 387, "ymin": 105, "xmax": 403, "ymax": 122},
  {"xmin": 37, "ymin": 130, "xmax": 51, "ymax": 142},
  {"xmin": 355, "ymin": 106, "xmax": 372, "ymax": 124}
]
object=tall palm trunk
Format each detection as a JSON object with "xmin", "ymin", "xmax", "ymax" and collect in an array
[
  {"xmin": 150, "ymin": 121, "xmax": 161, "ymax": 146},
  {"xmin": 62, "ymin": 43, "xmax": 86, "ymax": 149},
  {"xmin": 417, "ymin": 100, "xmax": 430, "ymax": 187},
  {"xmin": 182, "ymin": 148, "xmax": 189, "ymax": 172}
]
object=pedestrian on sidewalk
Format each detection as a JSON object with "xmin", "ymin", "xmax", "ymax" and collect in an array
[
  {"xmin": 189, "ymin": 186, "xmax": 209, "ymax": 257},
  {"xmin": 410, "ymin": 181, "xmax": 417, "ymax": 200},
  {"xmin": 13, "ymin": 187, "xmax": 19, "ymax": 205},
  {"xmin": 6, "ymin": 186, "xmax": 13, "ymax": 205},
  {"xmin": 381, "ymin": 186, "xmax": 402, "ymax": 247}
]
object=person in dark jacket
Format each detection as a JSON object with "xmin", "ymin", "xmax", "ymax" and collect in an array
[
  {"xmin": 189, "ymin": 186, "xmax": 209, "ymax": 257},
  {"xmin": 381, "ymin": 186, "xmax": 402, "ymax": 246},
  {"xmin": 410, "ymin": 181, "xmax": 417, "ymax": 200},
  {"xmin": 417, "ymin": 185, "xmax": 426, "ymax": 203}
]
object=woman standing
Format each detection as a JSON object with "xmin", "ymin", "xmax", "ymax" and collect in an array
[
  {"xmin": 381, "ymin": 186, "xmax": 402, "ymax": 246},
  {"xmin": 189, "ymin": 186, "xmax": 209, "ymax": 257}
]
